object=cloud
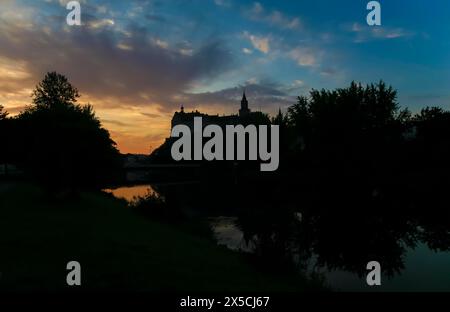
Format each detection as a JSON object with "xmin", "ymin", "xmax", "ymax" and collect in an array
[
  {"xmin": 320, "ymin": 67, "xmax": 338, "ymax": 76},
  {"xmin": 153, "ymin": 38, "xmax": 169, "ymax": 49},
  {"xmin": 280, "ymin": 80, "xmax": 307, "ymax": 94},
  {"xmin": 102, "ymin": 119, "xmax": 132, "ymax": 127},
  {"xmin": 179, "ymin": 82, "xmax": 296, "ymax": 115},
  {"xmin": 0, "ymin": 1, "xmax": 321, "ymax": 153},
  {"xmin": 0, "ymin": 2, "xmax": 236, "ymax": 153},
  {"xmin": 141, "ymin": 112, "xmax": 162, "ymax": 119},
  {"xmin": 349, "ymin": 22, "xmax": 413, "ymax": 42},
  {"xmin": 245, "ymin": 2, "xmax": 301, "ymax": 30},
  {"xmin": 145, "ymin": 14, "xmax": 167, "ymax": 23},
  {"xmin": 88, "ymin": 18, "xmax": 115, "ymax": 29},
  {"xmin": 214, "ymin": 0, "xmax": 232, "ymax": 8},
  {"xmin": 243, "ymin": 32, "xmax": 270, "ymax": 54},
  {"xmin": 250, "ymin": 2, "xmax": 263, "ymax": 15},
  {"xmin": 290, "ymin": 80, "xmax": 304, "ymax": 88},
  {"xmin": 289, "ymin": 47, "xmax": 318, "ymax": 67},
  {"xmin": 0, "ymin": 11, "xmax": 234, "ymax": 112},
  {"xmin": 246, "ymin": 77, "xmax": 258, "ymax": 84}
]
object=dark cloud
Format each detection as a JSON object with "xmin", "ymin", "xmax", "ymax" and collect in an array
[
  {"xmin": 102, "ymin": 119, "xmax": 133, "ymax": 127},
  {"xmin": 0, "ymin": 2, "xmax": 306, "ymax": 120},
  {"xmin": 141, "ymin": 112, "xmax": 162, "ymax": 118},
  {"xmin": 0, "ymin": 105, "xmax": 26, "ymax": 115},
  {"xmin": 144, "ymin": 14, "xmax": 167, "ymax": 23},
  {"xmin": 0, "ymin": 12, "xmax": 234, "ymax": 110},
  {"xmin": 181, "ymin": 83, "xmax": 296, "ymax": 114},
  {"xmin": 320, "ymin": 67, "xmax": 338, "ymax": 76}
]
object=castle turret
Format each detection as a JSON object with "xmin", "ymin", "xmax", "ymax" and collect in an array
[{"xmin": 239, "ymin": 90, "xmax": 250, "ymax": 117}]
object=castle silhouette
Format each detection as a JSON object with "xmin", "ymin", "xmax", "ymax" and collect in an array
[
  {"xmin": 151, "ymin": 91, "xmax": 271, "ymax": 162},
  {"xmin": 171, "ymin": 91, "xmax": 255, "ymax": 132}
]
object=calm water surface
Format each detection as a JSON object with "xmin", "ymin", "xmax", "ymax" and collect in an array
[
  {"xmin": 104, "ymin": 185, "xmax": 157, "ymax": 202},
  {"xmin": 105, "ymin": 184, "xmax": 450, "ymax": 292}
]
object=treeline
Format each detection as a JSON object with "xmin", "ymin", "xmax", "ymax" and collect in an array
[
  {"xmin": 273, "ymin": 81, "xmax": 450, "ymax": 185},
  {"xmin": 2, "ymin": 74, "xmax": 450, "ymax": 189},
  {"xmin": 0, "ymin": 72, "xmax": 122, "ymax": 191},
  {"xmin": 148, "ymin": 80, "xmax": 450, "ymax": 186}
]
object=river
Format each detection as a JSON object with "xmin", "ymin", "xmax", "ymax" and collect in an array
[{"xmin": 104, "ymin": 183, "xmax": 450, "ymax": 292}]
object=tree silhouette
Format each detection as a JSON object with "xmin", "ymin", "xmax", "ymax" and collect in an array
[
  {"xmin": 16, "ymin": 72, "xmax": 122, "ymax": 191},
  {"xmin": 282, "ymin": 81, "xmax": 408, "ymax": 176},
  {"xmin": 286, "ymin": 96, "xmax": 310, "ymax": 153},
  {"xmin": 271, "ymin": 108, "xmax": 287, "ymax": 127},
  {"xmin": 411, "ymin": 106, "xmax": 450, "ymax": 171},
  {"xmin": 0, "ymin": 105, "xmax": 8, "ymax": 174},
  {"xmin": 0, "ymin": 105, "xmax": 8, "ymax": 120},
  {"xmin": 32, "ymin": 72, "xmax": 80, "ymax": 109}
]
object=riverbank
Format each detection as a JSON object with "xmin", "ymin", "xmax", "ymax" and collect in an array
[{"xmin": 0, "ymin": 182, "xmax": 321, "ymax": 292}]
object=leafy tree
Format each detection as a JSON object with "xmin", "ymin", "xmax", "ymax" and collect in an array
[
  {"xmin": 0, "ymin": 105, "xmax": 8, "ymax": 172},
  {"xmin": 284, "ymin": 81, "xmax": 406, "ymax": 176},
  {"xmin": 241, "ymin": 110, "xmax": 271, "ymax": 125},
  {"xmin": 414, "ymin": 106, "xmax": 449, "ymax": 123},
  {"xmin": 271, "ymin": 108, "xmax": 288, "ymax": 127},
  {"xmin": 32, "ymin": 72, "xmax": 80, "ymax": 109},
  {"xmin": 17, "ymin": 72, "xmax": 122, "ymax": 190},
  {"xmin": 286, "ymin": 96, "xmax": 311, "ymax": 152},
  {"xmin": 411, "ymin": 106, "xmax": 450, "ymax": 167},
  {"xmin": 413, "ymin": 107, "xmax": 450, "ymax": 144},
  {"xmin": 287, "ymin": 96, "xmax": 310, "ymax": 129},
  {"xmin": 0, "ymin": 105, "xmax": 8, "ymax": 120}
]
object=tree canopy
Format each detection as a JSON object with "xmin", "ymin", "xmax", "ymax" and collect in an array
[
  {"xmin": 32, "ymin": 72, "xmax": 80, "ymax": 109},
  {"xmin": 15, "ymin": 72, "xmax": 122, "ymax": 190},
  {"xmin": 0, "ymin": 105, "xmax": 8, "ymax": 120}
]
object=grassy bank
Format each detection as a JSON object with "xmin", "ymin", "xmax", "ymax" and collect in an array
[{"xmin": 0, "ymin": 182, "xmax": 320, "ymax": 292}]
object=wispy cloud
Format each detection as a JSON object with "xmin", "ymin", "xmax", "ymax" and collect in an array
[
  {"xmin": 214, "ymin": 0, "xmax": 232, "ymax": 8},
  {"xmin": 243, "ymin": 31, "xmax": 270, "ymax": 54},
  {"xmin": 0, "ymin": 2, "xmax": 236, "ymax": 153},
  {"xmin": 88, "ymin": 18, "xmax": 115, "ymax": 29},
  {"xmin": 245, "ymin": 2, "xmax": 301, "ymax": 30},
  {"xmin": 289, "ymin": 47, "xmax": 318, "ymax": 67},
  {"xmin": 349, "ymin": 22, "xmax": 414, "ymax": 43},
  {"xmin": 0, "ymin": 0, "xmax": 442, "ymax": 154},
  {"xmin": 180, "ymin": 82, "xmax": 295, "ymax": 114}
]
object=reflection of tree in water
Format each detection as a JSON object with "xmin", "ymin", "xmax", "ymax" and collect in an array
[
  {"xmin": 148, "ymin": 81, "xmax": 450, "ymax": 279},
  {"xmin": 229, "ymin": 178, "xmax": 450, "ymax": 278},
  {"xmin": 151, "ymin": 176, "xmax": 450, "ymax": 279}
]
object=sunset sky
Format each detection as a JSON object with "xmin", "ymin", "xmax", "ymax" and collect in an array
[{"xmin": 1, "ymin": 0, "xmax": 450, "ymax": 154}]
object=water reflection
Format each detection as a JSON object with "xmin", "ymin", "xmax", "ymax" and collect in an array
[
  {"xmin": 104, "ymin": 185, "xmax": 157, "ymax": 202},
  {"xmin": 209, "ymin": 216, "xmax": 450, "ymax": 291},
  {"xmin": 179, "ymin": 180, "xmax": 450, "ymax": 291},
  {"xmin": 209, "ymin": 217, "xmax": 255, "ymax": 253},
  {"xmin": 106, "ymin": 180, "xmax": 450, "ymax": 291}
]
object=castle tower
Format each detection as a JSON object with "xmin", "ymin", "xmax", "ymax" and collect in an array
[{"xmin": 239, "ymin": 90, "xmax": 250, "ymax": 117}]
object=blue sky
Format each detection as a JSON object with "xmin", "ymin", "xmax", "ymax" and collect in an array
[{"xmin": 1, "ymin": 0, "xmax": 449, "ymax": 152}]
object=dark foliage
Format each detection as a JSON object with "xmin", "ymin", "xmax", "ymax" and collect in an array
[{"xmin": 11, "ymin": 72, "xmax": 123, "ymax": 190}]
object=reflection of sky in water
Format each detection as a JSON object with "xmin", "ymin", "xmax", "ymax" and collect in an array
[
  {"xmin": 104, "ymin": 185, "xmax": 157, "ymax": 202},
  {"xmin": 323, "ymin": 244, "xmax": 450, "ymax": 292},
  {"xmin": 209, "ymin": 217, "xmax": 255, "ymax": 253},
  {"xmin": 209, "ymin": 217, "xmax": 450, "ymax": 292},
  {"xmin": 104, "ymin": 185, "xmax": 450, "ymax": 292}
]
